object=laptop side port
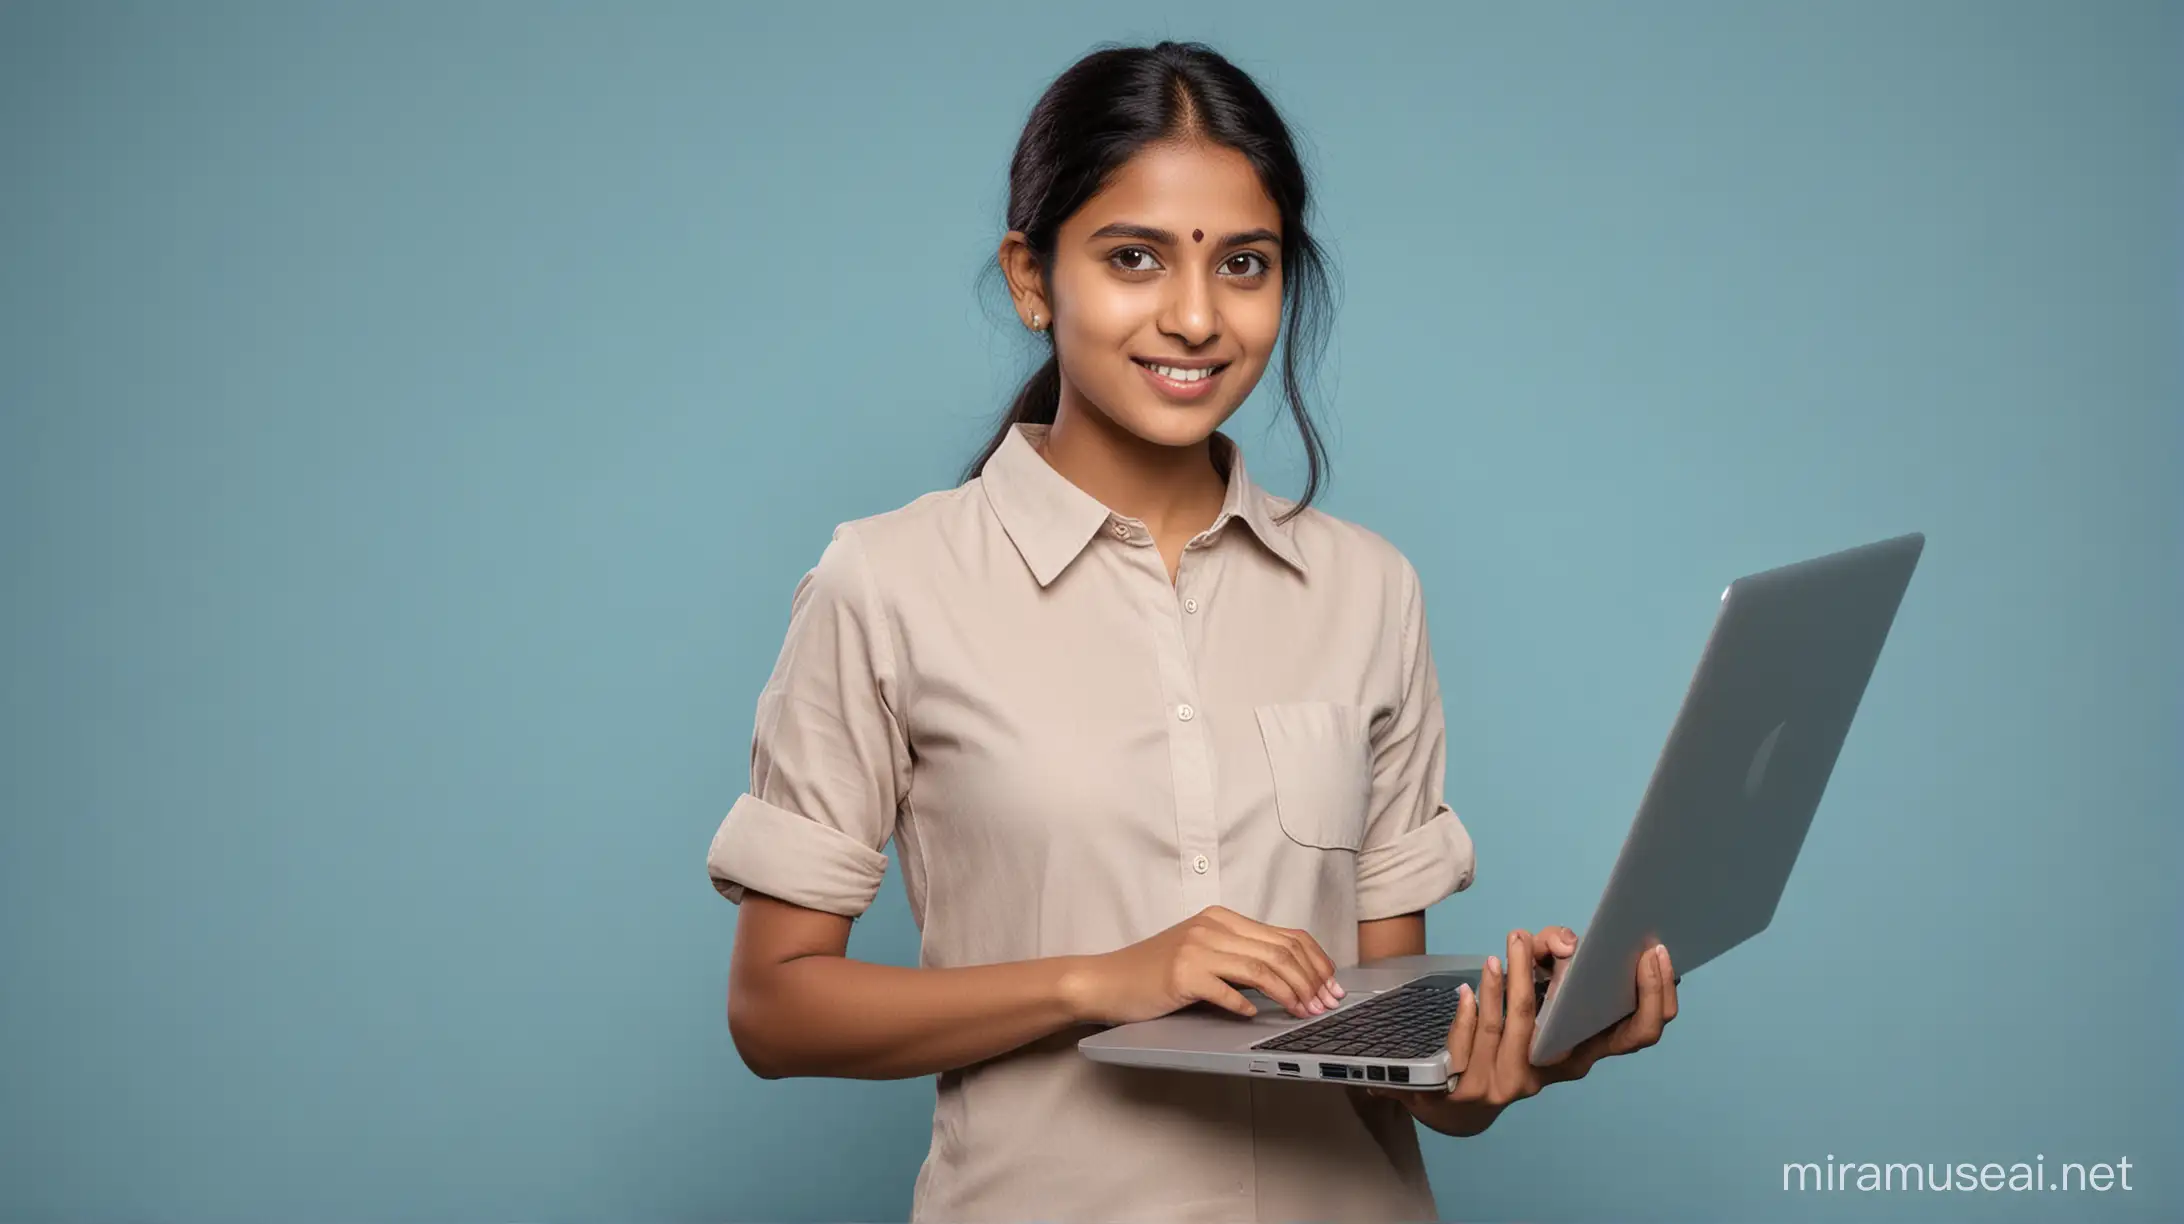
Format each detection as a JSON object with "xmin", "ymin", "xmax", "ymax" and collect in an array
[
  {"xmin": 1277, "ymin": 1062, "xmax": 1300, "ymax": 1075},
  {"xmin": 1319, "ymin": 1063, "xmax": 1346, "ymax": 1079},
  {"xmin": 1366, "ymin": 1065, "xmax": 1385, "ymax": 1082},
  {"xmin": 1388, "ymin": 1066, "xmax": 1410, "ymax": 1083}
]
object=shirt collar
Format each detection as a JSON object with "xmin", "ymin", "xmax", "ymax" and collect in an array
[{"xmin": 979, "ymin": 422, "xmax": 1308, "ymax": 587}]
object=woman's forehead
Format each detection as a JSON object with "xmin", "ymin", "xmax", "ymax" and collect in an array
[{"xmin": 1071, "ymin": 142, "xmax": 1280, "ymax": 234}]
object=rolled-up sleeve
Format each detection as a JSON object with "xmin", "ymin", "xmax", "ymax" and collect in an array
[
  {"xmin": 1356, "ymin": 559, "xmax": 1476, "ymax": 921},
  {"xmin": 706, "ymin": 524, "xmax": 908, "ymax": 918}
]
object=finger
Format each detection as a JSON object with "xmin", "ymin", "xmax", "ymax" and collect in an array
[
  {"xmin": 1261, "ymin": 928, "xmax": 1341, "ymax": 1010},
  {"xmin": 1621, "ymin": 943, "xmax": 1666, "ymax": 1051},
  {"xmin": 1531, "ymin": 925, "xmax": 1578, "ymax": 962},
  {"xmin": 1205, "ymin": 904, "xmax": 1336, "ymax": 987},
  {"xmin": 1448, "ymin": 985, "xmax": 1493, "ymax": 1103},
  {"xmin": 1544, "ymin": 942, "xmax": 1573, "ymax": 1002},
  {"xmin": 1458, "ymin": 959, "xmax": 1505, "ymax": 1102},
  {"xmin": 1505, "ymin": 931, "xmax": 1540, "ymax": 1025},
  {"xmin": 1190, "ymin": 970, "xmax": 1259, "ymax": 1018},
  {"xmin": 1477, "ymin": 957, "xmax": 1506, "ymax": 1042},
  {"xmin": 1443, "ymin": 982, "xmax": 1478, "ymax": 1077},
  {"xmin": 1206, "ymin": 949, "xmax": 1309, "ymax": 1017},
  {"xmin": 1221, "ymin": 931, "xmax": 1329, "ymax": 1017},
  {"xmin": 1657, "ymin": 944, "xmax": 1678, "ymax": 1024},
  {"xmin": 1531, "ymin": 926, "xmax": 1575, "ymax": 1002},
  {"xmin": 1283, "ymin": 927, "xmax": 1344, "ymax": 1002},
  {"xmin": 1498, "ymin": 931, "xmax": 1540, "ymax": 1089},
  {"xmin": 1214, "ymin": 982, "xmax": 1259, "ymax": 1017},
  {"xmin": 1201, "ymin": 913, "xmax": 1335, "ymax": 1013}
]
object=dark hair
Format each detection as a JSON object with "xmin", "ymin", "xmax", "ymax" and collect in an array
[{"xmin": 963, "ymin": 41, "xmax": 1340, "ymax": 516}]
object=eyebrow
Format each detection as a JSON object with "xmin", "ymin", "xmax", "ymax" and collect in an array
[{"xmin": 1086, "ymin": 222, "xmax": 1280, "ymax": 250}]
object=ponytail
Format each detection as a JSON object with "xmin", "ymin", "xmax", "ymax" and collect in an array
[{"xmin": 962, "ymin": 351, "xmax": 1061, "ymax": 482}]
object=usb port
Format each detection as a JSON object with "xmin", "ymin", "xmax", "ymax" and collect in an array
[
  {"xmin": 1388, "ymin": 1066, "xmax": 1410, "ymax": 1084},
  {"xmin": 1366, "ymin": 1065, "xmax": 1385, "ymax": 1082},
  {"xmin": 1319, "ymin": 1063, "xmax": 1346, "ymax": 1079},
  {"xmin": 1277, "ymin": 1062, "xmax": 1299, "ymax": 1074}
]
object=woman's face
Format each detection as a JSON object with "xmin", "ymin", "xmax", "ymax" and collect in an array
[{"xmin": 1005, "ymin": 139, "xmax": 1285, "ymax": 449}]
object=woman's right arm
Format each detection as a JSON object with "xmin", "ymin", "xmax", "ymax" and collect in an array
[
  {"xmin": 728, "ymin": 891, "xmax": 1345, "ymax": 1081},
  {"xmin": 729, "ymin": 890, "xmax": 1087, "ymax": 1080}
]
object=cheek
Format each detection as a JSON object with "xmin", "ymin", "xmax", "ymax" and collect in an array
[
  {"xmin": 1232, "ymin": 303, "xmax": 1285, "ymax": 374},
  {"xmin": 1064, "ymin": 288, "xmax": 1151, "ymax": 351},
  {"xmin": 1048, "ymin": 263, "xmax": 1128, "ymax": 331},
  {"xmin": 1237, "ymin": 292, "xmax": 1285, "ymax": 347}
]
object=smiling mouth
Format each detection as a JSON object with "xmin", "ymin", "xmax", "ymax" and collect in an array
[{"xmin": 1132, "ymin": 358, "xmax": 1231, "ymax": 383}]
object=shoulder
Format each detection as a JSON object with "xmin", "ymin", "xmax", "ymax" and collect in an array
[
  {"xmin": 1270, "ymin": 502, "xmax": 1442, "ymax": 696},
  {"xmin": 1268, "ymin": 497, "xmax": 1424, "ymax": 605},
  {"xmin": 833, "ymin": 482, "xmax": 983, "ymax": 552},
  {"xmin": 799, "ymin": 482, "xmax": 985, "ymax": 601}
]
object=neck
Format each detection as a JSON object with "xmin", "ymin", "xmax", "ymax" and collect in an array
[{"xmin": 1038, "ymin": 398, "xmax": 1229, "ymax": 541}]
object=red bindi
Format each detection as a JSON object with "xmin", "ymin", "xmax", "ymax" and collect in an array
[{"xmin": 1192, "ymin": 229, "xmax": 1204, "ymax": 243}]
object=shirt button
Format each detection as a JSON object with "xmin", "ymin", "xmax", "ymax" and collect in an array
[
  {"xmin": 1182, "ymin": 597, "xmax": 1199, "ymax": 614},
  {"xmin": 1112, "ymin": 522, "xmax": 1129, "ymax": 539},
  {"xmin": 1176, "ymin": 703, "xmax": 1195, "ymax": 722},
  {"xmin": 1192, "ymin": 854, "xmax": 1210, "ymax": 874}
]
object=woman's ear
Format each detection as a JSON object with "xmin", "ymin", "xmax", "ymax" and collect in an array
[{"xmin": 997, "ymin": 232, "xmax": 1050, "ymax": 328}]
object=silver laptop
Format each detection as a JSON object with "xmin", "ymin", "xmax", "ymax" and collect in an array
[{"xmin": 1079, "ymin": 532, "xmax": 1924, "ymax": 1091}]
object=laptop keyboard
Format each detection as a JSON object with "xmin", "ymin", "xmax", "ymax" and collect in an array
[{"xmin": 1249, "ymin": 971, "xmax": 1548, "ymax": 1060}]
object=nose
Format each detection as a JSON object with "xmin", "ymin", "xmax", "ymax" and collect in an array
[{"xmin": 1159, "ymin": 272, "xmax": 1217, "ymax": 347}]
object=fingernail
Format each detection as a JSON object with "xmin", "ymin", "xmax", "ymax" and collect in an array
[
  {"xmin": 1309, "ymin": 999, "xmax": 1324, "ymax": 1014},
  {"xmin": 1458, "ymin": 983, "xmax": 1472, "ymax": 1003},
  {"xmin": 1331, "ymin": 982, "xmax": 1346, "ymax": 998}
]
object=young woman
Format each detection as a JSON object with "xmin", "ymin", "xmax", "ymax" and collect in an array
[{"xmin": 707, "ymin": 40, "xmax": 1678, "ymax": 1223}]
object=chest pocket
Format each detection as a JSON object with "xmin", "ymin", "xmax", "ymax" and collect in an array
[{"xmin": 1254, "ymin": 701, "xmax": 1373, "ymax": 852}]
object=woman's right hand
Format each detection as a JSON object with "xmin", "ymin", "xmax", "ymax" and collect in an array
[{"xmin": 1063, "ymin": 905, "xmax": 1346, "ymax": 1026}]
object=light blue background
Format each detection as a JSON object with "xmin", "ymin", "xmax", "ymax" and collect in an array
[{"xmin": 2, "ymin": 1, "xmax": 2176, "ymax": 1220}]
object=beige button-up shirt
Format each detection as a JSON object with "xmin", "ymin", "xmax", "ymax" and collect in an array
[{"xmin": 707, "ymin": 422, "xmax": 1478, "ymax": 1222}]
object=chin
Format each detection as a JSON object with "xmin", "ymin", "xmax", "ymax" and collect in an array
[
  {"xmin": 1129, "ymin": 420, "xmax": 1222, "ymax": 450},
  {"xmin": 1109, "ymin": 402, "xmax": 1235, "ymax": 451}
]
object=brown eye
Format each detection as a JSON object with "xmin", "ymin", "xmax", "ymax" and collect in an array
[
  {"xmin": 1222, "ymin": 252, "xmax": 1271, "ymax": 278},
  {"xmin": 1110, "ymin": 247, "xmax": 1160, "ymax": 273}
]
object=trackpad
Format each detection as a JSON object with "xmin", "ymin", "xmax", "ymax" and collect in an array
[
  {"xmin": 1180, "ymin": 991, "xmax": 1295, "ymax": 1024},
  {"xmin": 1227, "ymin": 988, "xmax": 1354, "ymax": 1016}
]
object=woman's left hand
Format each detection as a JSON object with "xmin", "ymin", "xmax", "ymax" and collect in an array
[{"xmin": 1365, "ymin": 926, "xmax": 1678, "ymax": 1137}]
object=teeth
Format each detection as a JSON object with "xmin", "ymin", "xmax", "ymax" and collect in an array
[{"xmin": 1147, "ymin": 364, "xmax": 1218, "ymax": 383}]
